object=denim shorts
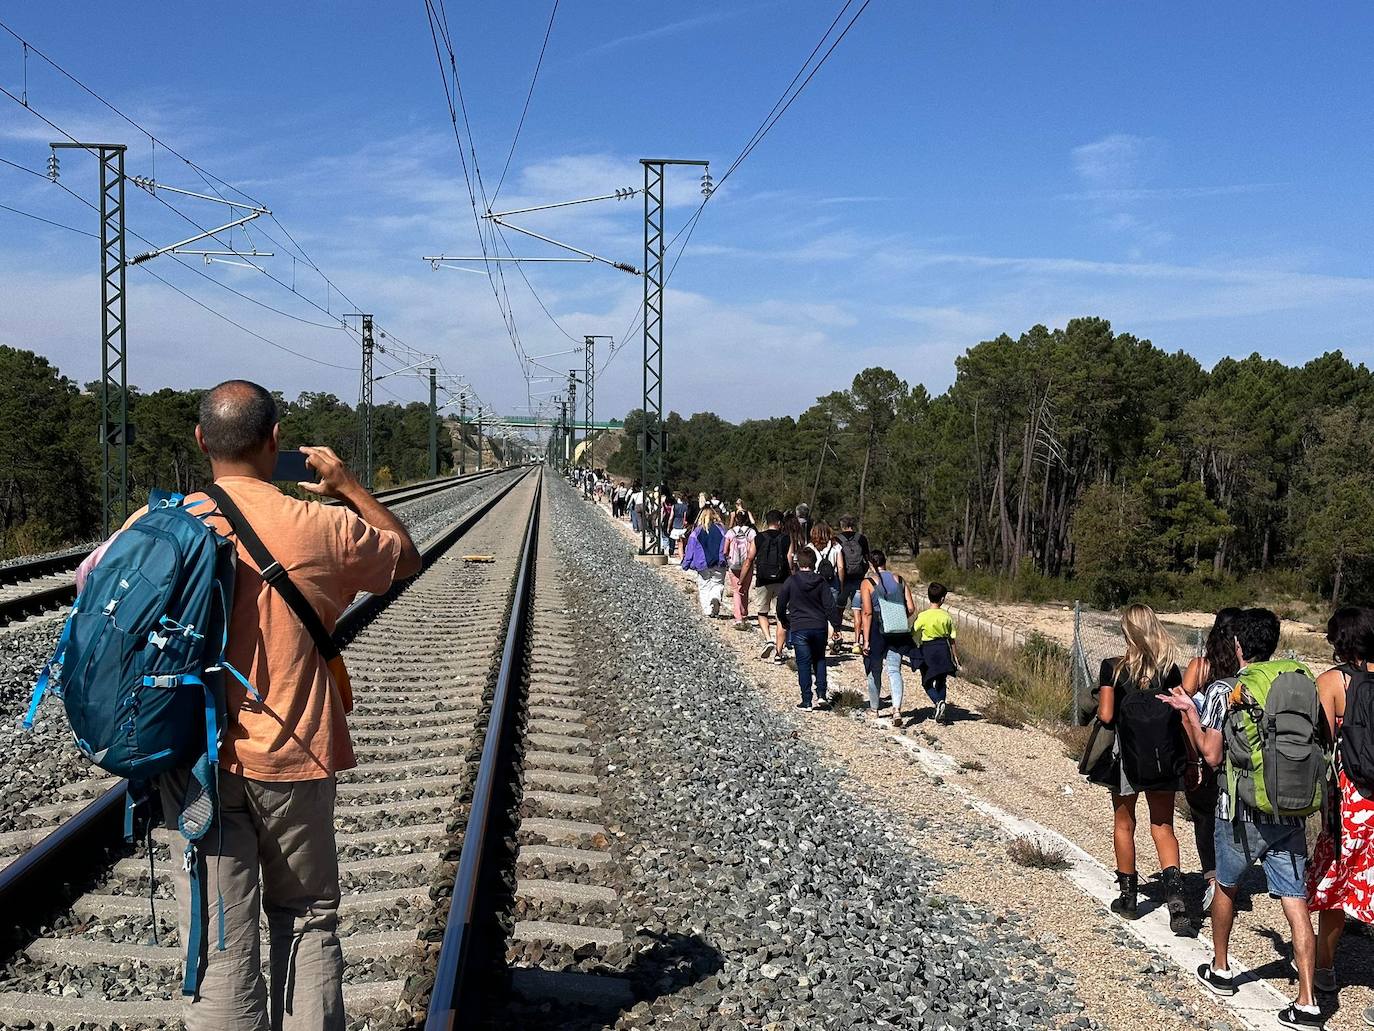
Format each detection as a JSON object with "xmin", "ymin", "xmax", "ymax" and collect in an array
[{"xmin": 1214, "ymin": 815, "xmax": 1307, "ymax": 898}]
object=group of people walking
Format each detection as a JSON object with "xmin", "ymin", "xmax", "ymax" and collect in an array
[
  {"xmin": 606, "ymin": 490, "xmax": 961, "ymax": 728},
  {"xmin": 1089, "ymin": 603, "xmax": 1374, "ymax": 1030},
  {"xmin": 589, "ymin": 471, "xmax": 1374, "ymax": 1029}
]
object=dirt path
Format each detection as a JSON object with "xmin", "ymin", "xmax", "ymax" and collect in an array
[{"xmin": 597, "ymin": 504, "xmax": 1368, "ymax": 1030}]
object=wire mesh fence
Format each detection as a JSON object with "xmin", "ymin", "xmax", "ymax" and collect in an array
[
  {"xmin": 944, "ymin": 602, "xmax": 1032, "ymax": 652},
  {"xmin": 1069, "ymin": 603, "xmax": 1205, "ymax": 725}
]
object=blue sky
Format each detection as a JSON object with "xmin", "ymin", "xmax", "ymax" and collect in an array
[{"xmin": 2, "ymin": 2, "xmax": 1372, "ymax": 426}]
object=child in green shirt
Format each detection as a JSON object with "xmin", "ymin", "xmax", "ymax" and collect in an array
[{"xmin": 913, "ymin": 582, "xmax": 959, "ymax": 723}]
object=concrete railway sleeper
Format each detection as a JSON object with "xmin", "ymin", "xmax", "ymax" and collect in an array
[
  {"xmin": 420, "ymin": 475, "xmax": 634, "ymax": 1030},
  {"xmin": 0, "ymin": 468, "xmax": 541, "ymax": 1029}
]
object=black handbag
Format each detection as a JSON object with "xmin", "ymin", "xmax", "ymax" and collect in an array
[{"xmin": 1078, "ymin": 717, "xmax": 1118, "ymax": 787}]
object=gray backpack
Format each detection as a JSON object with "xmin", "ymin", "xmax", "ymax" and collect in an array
[{"xmin": 1221, "ymin": 660, "xmax": 1327, "ymax": 818}]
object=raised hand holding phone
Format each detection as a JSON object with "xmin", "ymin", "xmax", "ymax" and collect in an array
[
  {"xmin": 296, "ymin": 445, "xmax": 363, "ymax": 501},
  {"xmin": 272, "ymin": 449, "xmax": 315, "ymax": 484}
]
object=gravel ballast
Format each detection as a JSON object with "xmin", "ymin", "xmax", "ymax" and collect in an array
[{"xmin": 536, "ymin": 476, "xmax": 1087, "ymax": 1029}]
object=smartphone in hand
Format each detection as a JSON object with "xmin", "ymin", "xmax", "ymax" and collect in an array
[{"xmin": 272, "ymin": 449, "xmax": 317, "ymax": 483}]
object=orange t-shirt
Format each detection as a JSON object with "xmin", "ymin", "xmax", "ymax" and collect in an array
[{"xmin": 115, "ymin": 477, "xmax": 402, "ymax": 781}]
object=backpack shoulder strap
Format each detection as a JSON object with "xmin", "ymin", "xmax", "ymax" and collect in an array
[{"xmin": 203, "ymin": 484, "xmax": 340, "ymax": 665}]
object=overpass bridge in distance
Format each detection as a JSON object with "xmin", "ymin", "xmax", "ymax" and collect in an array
[{"xmin": 483, "ymin": 416, "xmax": 624, "ymax": 431}]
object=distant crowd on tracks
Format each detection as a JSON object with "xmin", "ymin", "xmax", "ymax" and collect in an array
[{"xmin": 574, "ymin": 465, "xmax": 1374, "ymax": 1031}]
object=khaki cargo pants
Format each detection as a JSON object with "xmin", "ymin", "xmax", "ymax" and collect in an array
[{"xmin": 158, "ymin": 769, "xmax": 343, "ymax": 1031}]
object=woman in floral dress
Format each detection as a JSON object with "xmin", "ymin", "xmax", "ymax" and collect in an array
[{"xmin": 1307, "ymin": 606, "xmax": 1374, "ymax": 996}]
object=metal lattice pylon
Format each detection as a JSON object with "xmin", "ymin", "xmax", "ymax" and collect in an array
[
  {"xmin": 567, "ymin": 370, "xmax": 578, "ymax": 471},
  {"xmin": 360, "ymin": 315, "xmax": 375, "ymax": 488},
  {"xmin": 583, "ymin": 336, "xmax": 594, "ymax": 470},
  {"xmin": 98, "ymin": 147, "xmax": 129, "ymax": 535},
  {"xmin": 638, "ymin": 159, "xmax": 707, "ymax": 554},
  {"xmin": 640, "ymin": 160, "xmax": 665, "ymax": 555},
  {"xmin": 52, "ymin": 143, "xmax": 130, "ymax": 534}
]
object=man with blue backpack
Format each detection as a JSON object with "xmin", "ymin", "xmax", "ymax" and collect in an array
[
  {"xmin": 1166, "ymin": 607, "xmax": 1329, "ymax": 1030},
  {"xmin": 38, "ymin": 380, "xmax": 420, "ymax": 1030}
]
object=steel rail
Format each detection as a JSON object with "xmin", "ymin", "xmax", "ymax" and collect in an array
[
  {"xmin": 0, "ymin": 469, "xmax": 533, "ymax": 933},
  {"xmin": 0, "ymin": 548, "xmax": 93, "ymax": 589},
  {"xmin": 0, "ymin": 468, "xmax": 507, "ymax": 627},
  {"xmin": 425, "ymin": 470, "xmax": 542, "ymax": 1029}
]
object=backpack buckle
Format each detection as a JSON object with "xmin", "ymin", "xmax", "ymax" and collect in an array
[
  {"xmin": 142, "ymin": 675, "xmax": 181, "ymax": 689},
  {"xmin": 148, "ymin": 631, "xmax": 170, "ymax": 651}
]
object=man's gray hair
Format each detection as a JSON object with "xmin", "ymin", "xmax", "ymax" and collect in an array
[{"xmin": 199, "ymin": 380, "xmax": 277, "ymax": 461}]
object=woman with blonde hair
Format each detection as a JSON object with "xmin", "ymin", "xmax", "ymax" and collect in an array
[
  {"xmin": 680, "ymin": 505, "xmax": 727, "ymax": 617},
  {"xmin": 1095, "ymin": 603, "xmax": 1189, "ymax": 933}
]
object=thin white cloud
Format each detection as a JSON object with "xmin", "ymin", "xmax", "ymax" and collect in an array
[
  {"xmin": 815, "ymin": 195, "xmax": 892, "ymax": 205},
  {"xmin": 1072, "ymin": 133, "xmax": 1159, "ymax": 188},
  {"xmin": 579, "ymin": 10, "xmax": 748, "ymax": 57},
  {"xmin": 1061, "ymin": 183, "xmax": 1281, "ymax": 202}
]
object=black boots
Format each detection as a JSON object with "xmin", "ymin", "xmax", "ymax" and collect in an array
[
  {"xmin": 1111, "ymin": 870, "xmax": 1138, "ymax": 920},
  {"xmin": 1162, "ymin": 866, "xmax": 1192, "ymax": 935}
]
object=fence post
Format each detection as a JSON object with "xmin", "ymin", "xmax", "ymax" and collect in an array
[{"xmin": 1072, "ymin": 600, "xmax": 1085, "ymax": 726}]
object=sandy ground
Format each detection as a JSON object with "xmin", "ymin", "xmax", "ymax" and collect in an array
[
  {"xmin": 885, "ymin": 558, "xmax": 1332, "ymax": 670},
  {"xmin": 597, "ymin": 503, "xmax": 1371, "ymax": 1031}
]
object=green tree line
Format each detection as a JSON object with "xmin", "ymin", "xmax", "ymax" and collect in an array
[
  {"xmin": 606, "ymin": 317, "xmax": 1374, "ymax": 608},
  {"xmin": 0, "ymin": 345, "xmax": 478, "ymax": 558}
]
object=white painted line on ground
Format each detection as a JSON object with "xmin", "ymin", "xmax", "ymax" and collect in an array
[{"xmin": 891, "ymin": 734, "xmax": 1296, "ymax": 1031}]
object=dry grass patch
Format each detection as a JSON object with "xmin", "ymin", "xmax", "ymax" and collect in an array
[
  {"xmin": 828, "ymin": 688, "xmax": 865, "ymax": 715},
  {"xmin": 981, "ymin": 693, "xmax": 1027, "ymax": 729},
  {"xmin": 1007, "ymin": 834, "xmax": 1071, "ymax": 870},
  {"xmin": 957, "ymin": 758, "xmax": 986, "ymax": 773},
  {"xmin": 1055, "ymin": 724, "xmax": 1092, "ymax": 762},
  {"xmin": 958, "ymin": 626, "xmax": 1073, "ymax": 726}
]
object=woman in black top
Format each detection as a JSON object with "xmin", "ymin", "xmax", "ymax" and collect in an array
[{"xmin": 1095, "ymin": 603, "xmax": 1187, "ymax": 931}]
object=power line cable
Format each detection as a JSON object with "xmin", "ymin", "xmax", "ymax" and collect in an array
[
  {"xmin": 1, "ymin": 154, "xmax": 364, "ymax": 370},
  {"xmin": 0, "ymin": 17, "xmax": 367, "ymax": 317},
  {"xmin": 492, "ymin": 0, "xmax": 560, "ymax": 202},
  {"xmin": 138, "ymin": 265, "xmax": 356, "ymax": 369},
  {"xmin": 493, "ymin": 221, "xmax": 581, "ymax": 344},
  {"xmin": 423, "ymin": 0, "xmax": 532, "ymax": 378},
  {"xmin": 0, "ymin": 201, "xmax": 96, "ymax": 236},
  {"xmin": 2, "ymin": 152, "xmax": 352, "ymax": 333},
  {"xmin": 601, "ymin": 0, "xmax": 873, "ymax": 375},
  {"xmin": 0, "ymin": 81, "xmax": 359, "ymax": 335}
]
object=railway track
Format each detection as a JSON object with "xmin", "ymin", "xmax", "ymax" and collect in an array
[
  {"xmin": 0, "ymin": 470, "xmax": 504, "ymax": 627},
  {"xmin": 0, "ymin": 467, "xmax": 541, "ymax": 1028},
  {"xmin": 429, "ymin": 483, "xmax": 632, "ymax": 1029}
]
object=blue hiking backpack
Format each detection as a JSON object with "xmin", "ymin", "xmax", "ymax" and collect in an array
[{"xmin": 24, "ymin": 489, "xmax": 250, "ymax": 996}]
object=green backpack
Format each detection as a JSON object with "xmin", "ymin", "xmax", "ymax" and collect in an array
[{"xmin": 1222, "ymin": 659, "xmax": 1328, "ymax": 818}]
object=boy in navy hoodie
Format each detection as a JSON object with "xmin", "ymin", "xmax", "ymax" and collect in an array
[{"xmin": 777, "ymin": 549, "xmax": 843, "ymax": 709}]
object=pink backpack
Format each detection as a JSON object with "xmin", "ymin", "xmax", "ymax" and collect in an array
[{"xmin": 726, "ymin": 527, "xmax": 755, "ymax": 572}]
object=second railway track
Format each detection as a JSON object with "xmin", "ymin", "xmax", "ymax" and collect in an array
[
  {"xmin": 0, "ymin": 468, "xmax": 539, "ymax": 1029},
  {"xmin": 0, "ymin": 469, "xmax": 504, "ymax": 628}
]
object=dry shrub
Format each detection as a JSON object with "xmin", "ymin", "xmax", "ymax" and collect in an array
[
  {"xmin": 981, "ymin": 694, "xmax": 1027, "ymax": 729},
  {"xmin": 1056, "ymin": 724, "xmax": 1092, "ymax": 762},
  {"xmin": 829, "ymin": 688, "xmax": 865, "ymax": 714},
  {"xmin": 1007, "ymin": 834, "xmax": 1070, "ymax": 870},
  {"xmin": 957, "ymin": 623, "xmax": 1073, "ymax": 726},
  {"xmin": 958, "ymin": 758, "xmax": 986, "ymax": 772}
]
